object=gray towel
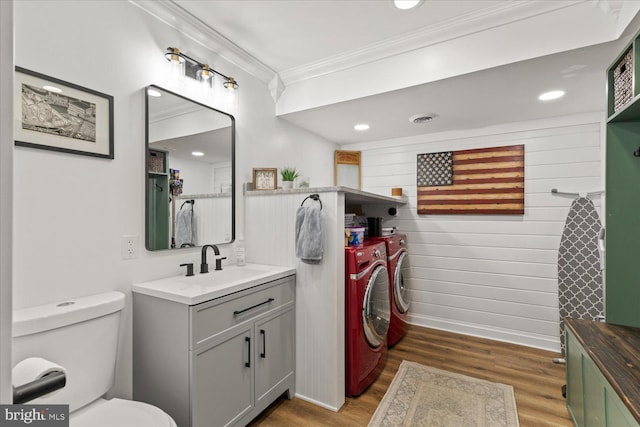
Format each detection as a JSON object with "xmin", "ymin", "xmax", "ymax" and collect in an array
[
  {"xmin": 176, "ymin": 203, "xmax": 196, "ymax": 247},
  {"xmin": 295, "ymin": 205, "xmax": 323, "ymax": 264}
]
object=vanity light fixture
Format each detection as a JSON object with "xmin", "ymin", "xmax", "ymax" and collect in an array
[
  {"xmin": 538, "ymin": 90, "xmax": 565, "ymax": 101},
  {"xmin": 354, "ymin": 123, "xmax": 370, "ymax": 131},
  {"xmin": 164, "ymin": 46, "xmax": 239, "ymax": 91}
]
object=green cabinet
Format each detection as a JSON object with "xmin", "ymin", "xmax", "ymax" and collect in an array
[
  {"xmin": 566, "ymin": 326, "xmax": 639, "ymax": 427},
  {"xmin": 606, "ymin": 32, "xmax": 640, "ymax": 328},
  {"xmin": 146, "ymin": 149, "xmax": 170, "ymax": 250}
]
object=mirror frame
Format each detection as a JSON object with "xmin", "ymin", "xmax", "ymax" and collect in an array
[{"xmin": 144, "ymin": 84, "xmax": 235, "ymax": 251}]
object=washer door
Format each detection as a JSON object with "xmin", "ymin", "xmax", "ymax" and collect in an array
[
  {"xmin": 362, "ymin": 265, "xmax": 390, "ymax": 348},
  {"xmin": 394, "ymin": 251, "xmax": 410, "ymax": 313}
]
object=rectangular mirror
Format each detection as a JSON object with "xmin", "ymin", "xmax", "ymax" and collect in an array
[{"xmin": 145, "ymin": 85, "xmax": 235, "ymax": 250}]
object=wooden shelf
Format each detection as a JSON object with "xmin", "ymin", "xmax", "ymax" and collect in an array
[
  {"xmin": 608, "ymin": 94, "xmax": 640, "ymax": 122},
  {"xmin": 566, "ymin": 319, "xmax": 640, "ymax": 424}
]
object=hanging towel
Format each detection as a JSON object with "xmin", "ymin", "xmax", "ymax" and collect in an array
[
  {"xmin": 295, "ymin": 205, "xmax": 323, "ymax": 264},
  {"xmin": 176, "ymin": 202, "xmax": 197, "ymax": 248}
]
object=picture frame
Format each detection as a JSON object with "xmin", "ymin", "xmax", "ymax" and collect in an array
[
  {"xmin": 253, "ymin": 168, "xmax": 278, "ymax": 190},
  {"xmin": 14, "ymin": 66, "xmax": 114, "ymax": 159},
  {"xmin": 335, "ymin": 150, "xmax": 361, "ymax": 189}
]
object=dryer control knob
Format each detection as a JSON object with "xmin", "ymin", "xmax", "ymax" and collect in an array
[
  {"xmin": 400, "ymin": 239, "xmax": 405, "ymax": 246},
  {"xmin": 374, "ymin": 249, "xmax": 381, "ymax": 258}
]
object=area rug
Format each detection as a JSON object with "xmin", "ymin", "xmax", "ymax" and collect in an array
[{"xmin": 368, "ymin": 361, "xmax": 519, "ymax": 426}]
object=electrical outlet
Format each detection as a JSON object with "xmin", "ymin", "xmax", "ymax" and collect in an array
[{"xmin": 121, "ymin": 235, "xmax": 138, "ymax": 259}]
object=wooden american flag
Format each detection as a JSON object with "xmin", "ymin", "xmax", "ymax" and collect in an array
[{"xmin": 417, "ymin": 144, "xmax": 524, "ymax": 215}]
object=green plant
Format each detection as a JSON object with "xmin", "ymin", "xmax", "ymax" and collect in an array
[{"xmin": 280, "ymin": 167, "xmax": 300, "ymax": 181}]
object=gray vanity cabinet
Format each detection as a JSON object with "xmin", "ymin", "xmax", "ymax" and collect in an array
[
  {"xmin": 254, "ymin": 307, "xmax": 295, "ymax": 407},
  {"xmin": 133, "ymin": 274, "xmax": 296, "ymax": 427},
  {"xmin": 191, "ymin": 324, "xmax": 254, "ymax": 426}
]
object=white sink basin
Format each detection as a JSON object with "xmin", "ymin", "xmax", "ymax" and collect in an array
[
  {"xmin": 188, "ymin": 267, "xmax": 267, "ymax": 285},
  {"xmin": 133, "ymin": 263, "xmax": 296, "ymax": 305}
]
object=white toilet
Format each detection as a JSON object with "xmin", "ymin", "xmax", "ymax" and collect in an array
[{"xmin": 12, "ymin": 291, "xmax": 176, "ymax": 427}]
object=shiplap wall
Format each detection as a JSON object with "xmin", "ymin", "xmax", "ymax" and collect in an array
[
  {"xmin": 245, "ymin": 191, "xmax": 346, "ymax": 411},
  {"xmin": 344, "ymin": 114, "xmax": 604, "ymax": 352}
]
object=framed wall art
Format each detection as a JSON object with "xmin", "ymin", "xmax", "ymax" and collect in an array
[
  {"xmin": 334, "ymin": 149, "xmax": 361, "ymax": 189},
  {"xmin": 14, "ymin": 66, "xmax": 114, "ymax": 159},
  {"xmin": 253, "ymin": 168, "xmax": 278, "ymax": 190},
  {"xmin": 417, "ymin": 144, "xmax": 525, "ymax": 215}
]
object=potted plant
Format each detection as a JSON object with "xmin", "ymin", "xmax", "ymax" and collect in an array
[{"xmin": 280, "ymin": 167, "xmax": 300, "ymax": 190}]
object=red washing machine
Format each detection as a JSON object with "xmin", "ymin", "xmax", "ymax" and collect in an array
[
  {"xmin": 370, "ymin": 234, "xmax": 410, "ymax": 346},
  {"xmin": 345, "ymin": 241, "xmax": 391, "ymax": 396}
]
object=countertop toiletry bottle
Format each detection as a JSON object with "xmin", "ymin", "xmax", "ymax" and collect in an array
[{"xmin": 235, "ymin": 235, "xmax": 246, "ymax": 267}]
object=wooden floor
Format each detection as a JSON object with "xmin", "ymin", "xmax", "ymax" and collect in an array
[{"xmin": 250, "ymin": 324, "xmax": 572, "ymax": 426}]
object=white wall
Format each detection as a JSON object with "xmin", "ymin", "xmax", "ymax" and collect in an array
[
  {"xmin": 0, "ymin": 0, "xmax": 13, "ymax": 404},
  {"xmin": 13, "ymin": 0, "xmax": 336, "ymax": 398},
  {"xmin": 245, "ymin": 191, "xmax": 346, "ymax": 411},
  {"xmin": 169, "ymin": 157, "xmax": 213, "ymax": 194},
  {"xmin": 344, "ymin": 113, "xmax": 604, "ymax": 352}
]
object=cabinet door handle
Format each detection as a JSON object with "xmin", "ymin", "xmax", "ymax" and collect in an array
[
  {"xmin": 245, "ymin": 336, "xmax": 251, "ymax": 368},
  {"xmin": 233, "ymin": 298, "xmax": 275, "ymax": 316},
  {"xmin": 260, "ymin": 329, "xmax": 266, "ymax": 358}
]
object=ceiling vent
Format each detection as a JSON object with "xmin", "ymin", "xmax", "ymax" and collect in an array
[{"xmin": 409, "ymin": 113, "xmax": 436, "ymax": 124}]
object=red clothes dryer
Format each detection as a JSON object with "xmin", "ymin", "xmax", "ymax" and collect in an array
[
  {"xmin": 370, "ymin": 234, "xmax": 410, "ymax": 346},
  {"xmin": 345, "ymin": 241, "xmax": 390, "ymax": 396}
]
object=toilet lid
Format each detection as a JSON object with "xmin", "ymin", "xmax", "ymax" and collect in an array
[{"xmin": 71, "ymin": 398, "xmax": 176, "ymax": 427}]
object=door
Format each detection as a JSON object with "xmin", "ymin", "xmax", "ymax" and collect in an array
[
  {"xmin": 254, "ymin": 306, "xmax": 295, "ymax": 406},
  {"xmin": 393, "ymin": 251, "xmax": 410, "ymax": 313},
  {"xmin": 191, "ymin": 325, "xmax": 253, "ymax": 427},
  {"xmin": 362, "ymin": 265, "xmax": 390, "ymax": 348}
]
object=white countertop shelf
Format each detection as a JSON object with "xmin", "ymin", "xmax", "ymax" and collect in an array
[
  {"xmin": 132, "ymin": 263, "xmax": 296, "ymax": 305},
  {"xmin": 245, "ymin": 186, "xmax": 407, "ymax": 205}
]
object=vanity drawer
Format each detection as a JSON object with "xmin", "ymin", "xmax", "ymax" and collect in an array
[{"xmin": 190, "ymin": 275, "xmax": 295, "ymax": 349}]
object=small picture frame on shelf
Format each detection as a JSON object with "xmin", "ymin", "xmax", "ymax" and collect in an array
[{"xmin": 252, "ymin": 168, "xmax": 278, "ymax": 190}]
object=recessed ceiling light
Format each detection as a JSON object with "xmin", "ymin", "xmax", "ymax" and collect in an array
[
  {"xmin": 147, "ymin": 89, "xmax": 162, "ymax": 97},
  {"xmin": 394, "ymin": 0, "xmax": 423, "ymax": 10},
  {"xmin": 538, "ymin": 90, "xmax": 565, "ymax": 101},
  {"xmin": 354, "ymin": 123, "xmax": 370, "ymax": 131},
  {"xmin": 42, "ymin": 85, "xmax": 62, "ymax": 93},
  {"xmin": 192, "ymin": 151, "xmax": 204, "ymax": 157}
]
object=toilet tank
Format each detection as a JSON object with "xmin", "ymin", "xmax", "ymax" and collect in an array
[{"xmin": 12, "ymin": 292, "xmax": 125, "ymax": 412}]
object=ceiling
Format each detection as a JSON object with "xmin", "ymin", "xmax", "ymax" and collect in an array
[
  {"xmin": 172, "ymin": 0, "xmax": 508, "ymax": 72},
  {"xmin": 139, "ymin": 0, "xmax": 638, "ymax": 144}
]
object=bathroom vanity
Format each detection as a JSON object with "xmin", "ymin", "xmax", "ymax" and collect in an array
[{"xmin": 132, "ymin": 264, "xmax": 296, "ymax": 427}]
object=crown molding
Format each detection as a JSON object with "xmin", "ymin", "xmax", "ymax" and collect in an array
[
  {"xmin": 279, "ymin": 0, "xmax": 584, "ymax": 85},
  {"xmin": 130, "ymin": 0, "xmax": 277, "ymax": 84}
]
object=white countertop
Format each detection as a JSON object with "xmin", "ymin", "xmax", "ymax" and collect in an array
[
  {"xmin": 132, "ymin": 263, "xmax": 296, "ymax": 305},
  {"xmin": 245, "ymin": 186, "xmax": 407, "ymax": 205}
]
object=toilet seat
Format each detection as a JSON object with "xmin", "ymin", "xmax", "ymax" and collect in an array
[{"xmin": 71, "ymin": 398, "xmax": 176, "ymax": 427}]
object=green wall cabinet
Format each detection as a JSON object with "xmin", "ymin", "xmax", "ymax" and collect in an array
[
  {"xmin": 606, "ymin": 32, "xmax": 640, "ymax": 328},
  {"xmin": 146, "ymin": 149, "xmax": 170, "ymax": 250}
]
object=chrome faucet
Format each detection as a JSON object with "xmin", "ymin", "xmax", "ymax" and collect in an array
[{"xmin": 201, "ymin": 244, "xmax": 226, "ymax": 273}]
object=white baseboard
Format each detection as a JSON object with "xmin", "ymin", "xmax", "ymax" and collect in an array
[
  {"xmin": 408, "ymin": 314, "xmax": 561, "ymax": 353},
  {"xmin": 294, "ymin": 393, "xmax": 342, "ymax": 412}
]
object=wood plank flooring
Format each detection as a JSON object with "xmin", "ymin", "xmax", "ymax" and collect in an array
[{"xmin": 249, "ymin": 324, "xmax": 572, "ymax": 426}]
